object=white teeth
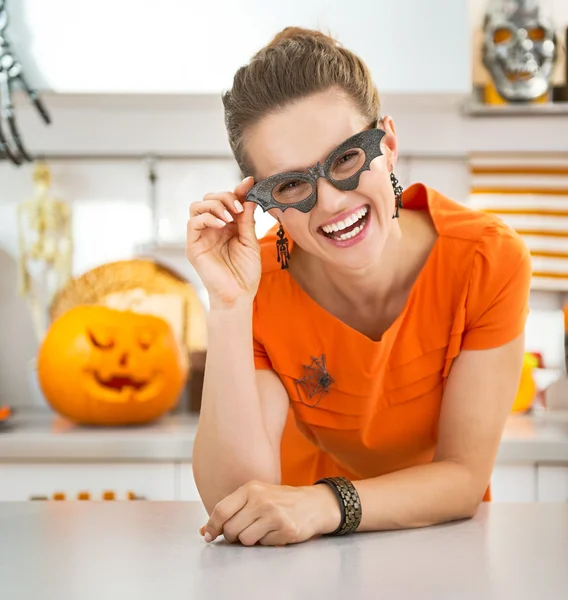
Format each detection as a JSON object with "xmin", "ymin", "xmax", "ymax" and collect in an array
[
  {"xmin": 322, "ymin": 206, "xmax": 368, "ymax": 234},
  {"xmin": 338, "ymin": 225, "xmax": 363, "ymax": 240}
]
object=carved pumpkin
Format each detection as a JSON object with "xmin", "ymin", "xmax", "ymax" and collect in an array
[{"xmin": 37, "ymin": 305, "xmax": 188, "ymax": 426}]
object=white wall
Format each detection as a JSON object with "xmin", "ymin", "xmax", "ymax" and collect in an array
[{"xmin": 9, "ymin": 0, "xmax": 471, "ymax": 94}]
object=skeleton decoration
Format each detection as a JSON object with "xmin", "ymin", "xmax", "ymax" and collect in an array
[
  {"xmin": 17, "ymin": 162, "xmax": 73, "ymax": 340},
  {"xmin": 482, "ymin": 0, "xmax": 558, "ymax": 102}
]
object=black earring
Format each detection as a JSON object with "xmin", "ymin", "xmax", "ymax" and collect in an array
[
  {"xmin": 276, "ymin": 224, "xmax": 290, "ymax": 270},
  {"xmin": 390, "ymin": 172, "xmax": 404, "ymax": 219}
]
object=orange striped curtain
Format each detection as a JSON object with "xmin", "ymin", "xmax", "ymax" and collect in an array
[{"xmin": 468, "ymin": 153, "xmax": 568, "ymax": 291}]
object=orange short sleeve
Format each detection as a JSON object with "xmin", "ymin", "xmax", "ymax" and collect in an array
[
  {"xmin": 253, "ymin": 336, "xmax": 273, "ymax": 370},
  {"xmin": 462, "ymin": 226, "xmax": 532, "ymax": 350}
]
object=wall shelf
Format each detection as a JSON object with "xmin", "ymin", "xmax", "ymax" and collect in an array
[
  {"xmin": 463, "ymin": 91, "xmax": 568, "ymax": 118},
  {"xmin": 530, "ymin": 279, "xmax": 568, "ymax": 293}
]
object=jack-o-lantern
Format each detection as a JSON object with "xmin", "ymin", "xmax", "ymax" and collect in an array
[{"xmin": 37, "ymin": 305, "xmax": 188, "ymax": 426}]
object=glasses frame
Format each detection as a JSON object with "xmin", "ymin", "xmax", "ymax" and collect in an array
[{"xmin": 245, "ymin": 127, "xmax": 386, "ymax": 213}]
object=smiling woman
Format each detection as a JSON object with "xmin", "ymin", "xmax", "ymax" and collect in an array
[{"xmin": 186, "ymin": 26, "xmax": 532, "ymax": 547}]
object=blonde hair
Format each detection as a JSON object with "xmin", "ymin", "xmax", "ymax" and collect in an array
[{"xmin": 222, "ymin": 26, "xmax": 381, "ymax": 176}]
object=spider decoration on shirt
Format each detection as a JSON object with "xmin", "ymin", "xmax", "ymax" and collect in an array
[{"xmin": 294, "ymin": 354, "xmax": 334, "ymax": 408}]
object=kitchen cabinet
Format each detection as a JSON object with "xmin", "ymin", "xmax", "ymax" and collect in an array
[
  {"xmin": 489, "ymin": 465, "xmax": 537, "ymax": 502},
  {"xmin": 179, "ymin": 463, "xmax": 201, "ymax": 501},
  {"xmin": 491, "ymin": 465, "xmax": 568, "ymax": 502},
  {"xmin": 537, "ymin": 466, "xmax": 568, "ymax": 502},
  {"xmin": 11, "ymin": 0, "xmax": 470, "ymax": 95},
  {"xmin": 0, "ymin": 463, "xmax": 177, "ymax": 501},
  {"xmin": 0, "ymin": 461, "xmax": 201, "ymax": 502}
]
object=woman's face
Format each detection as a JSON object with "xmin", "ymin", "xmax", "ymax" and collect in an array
[{"xmin": 245, "ymin": 89, "xmax": 398, "ymax": 271}]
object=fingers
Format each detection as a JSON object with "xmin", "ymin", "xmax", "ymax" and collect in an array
[
  {"xmin": 187, "ymin": 195, "xmax": 241, "ymax": 247},
  {"xmin": 236, "ymin": 518, "xmax": 276, "ymax": 547},
  {"xmin": 239, "ymin": 195, "xmax": 257, "ymax": 227},
  {"xmin": 186, "ymin": 178, "xmax": 258, "ymax": 252},
  {"xmin": 186, "ymin": 213, "xmax": 227, "ymax": 246},
  {"xmin": 259, "ymin": 518, "xmax": 307, "ymax": 546},
  {"xmin": 201, "ymin": 515, "xmax": 276, "ymax": 547},
  {"xmin": 221, "ymin": 510, "xmax": 263, "ymax": 544},
  {"xmin": 203, "ymin": 485, "xmax": 248, "ymax": 542},
  {"xmin": 234, "ymin": 178, "xmax": 258, "ymax": 243},
  {"xmin": 189, "ymin": 178, "xmax": 255, "ymax": 227},
  {"xmin": 259, "ymin": 516, "xmax": 301, "ymax": 546},
  {"xmin": 259, "ymin": 530, "xmax": 293, "ymax": 547},
  {"xmin": 234, "ymin": 201, "xmax": 257, "ymax": 250},
  {"xmin": 201, "ymin": 189, "xmax": 248, "ymax": 216},
  {"xmin": 190, "ymin": 197, "xmax": 239, "ymax": 223},
  {"xmin": 234, "ymin": 175, "xmax": 255, "ymax": 201},
  {"xmin": 235, "ymin": 177, "xmax": 256, "ymax": 225},
  {"xmin": 192, "ymin": 213, "xmax": 228, "ymax": 230}
]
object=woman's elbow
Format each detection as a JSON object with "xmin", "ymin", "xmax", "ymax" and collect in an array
[
  {"xmin": 458, "ymin": 479, "xmax": 488, "ymax": 521},
  {"xmin": 446, "ymin": 463, "xmax": 488, "ymax": 521}
]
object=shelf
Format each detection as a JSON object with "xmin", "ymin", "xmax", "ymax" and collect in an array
[
  {"xmin": 463, "ymin": 92, "xmax": 568, "ymax": 117},
  {"xmin": 530, "ymin": 279, "xmax": 568, "ymax": 293}
]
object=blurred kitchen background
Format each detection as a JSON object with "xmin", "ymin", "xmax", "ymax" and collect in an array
[{"xmin": 0, "ymin": 0, "xmax": 567, "ymax": 503}]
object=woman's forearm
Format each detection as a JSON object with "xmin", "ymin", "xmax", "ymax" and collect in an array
[
  {"xmin": 192, "ymin": 303, "xmax": 280, "ymax": 511},
  {"xmin": 318, "ymin": 460, "xmax": 482, "ymax": 534},
  {"xmin": 356, "ymin": 460, "xmax": 481, "ymax": 531}
]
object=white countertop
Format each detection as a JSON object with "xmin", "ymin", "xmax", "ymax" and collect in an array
[
  {"xmin": 1, "ymin": 501, "xmax": 567, "ymax": 600},
  {"xmin": 1, "ymin": 407, "xmax": 567, "ymax": 464},
  {"xmin": 496, "ymin": 410, "xmax": 568, "ymax": 463},
  {"xmin": 0, "ymin": 408, "xmax": 199, "ymax": 462}
]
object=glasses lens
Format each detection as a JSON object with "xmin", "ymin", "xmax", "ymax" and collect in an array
[
  {"xmin": 329, "ymin": 148, "xmax": 366, "ymax": 181},
  {"xmin": 272, "ymin": 178, "xmax": 314, "ymax": 204}
]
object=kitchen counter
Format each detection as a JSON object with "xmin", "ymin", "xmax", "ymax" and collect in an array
[
  {"xmin": 1, "ymin": 408, "xmax": 568, "ymax": 463},
  {"xmin": 496, "ymin": 410, "xmax": 568, "ymax": 463},
  {"xmin": 0, "ymin": 408, "xmax": 199, "ymax": 461},
  {"xmin": 0, "ymin": 501, "xmax": 567, "ymax": 600}
]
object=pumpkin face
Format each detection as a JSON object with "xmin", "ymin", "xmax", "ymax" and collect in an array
[{"xmin": 37, "ymin": 305, "xmax": 188, "ymax": 426}]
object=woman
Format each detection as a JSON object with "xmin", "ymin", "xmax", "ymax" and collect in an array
[{"xmin": 186, "ymin": 27, "xmax": 531, "ymax": 546}]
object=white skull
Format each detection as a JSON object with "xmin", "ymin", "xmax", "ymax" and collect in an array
[{"xmin": 482, "ymin": 0, "xmax": 557, "ymax": 102}]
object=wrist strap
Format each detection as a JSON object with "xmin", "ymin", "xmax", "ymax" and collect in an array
[{"xmin": 314, "ymin": 476, "xmax": 362, "ymax": 536}]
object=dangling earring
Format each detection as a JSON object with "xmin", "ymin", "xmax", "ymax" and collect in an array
[
  {"xmin": 390, "ymin": 172, "xmax": 404, "ymax": 219},
  {"xmin": 275, "ymin": 223, "xmax": 290, "ymax": 270}
]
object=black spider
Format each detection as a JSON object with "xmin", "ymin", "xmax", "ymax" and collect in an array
[{"xmin": 294, "ymin": 354, "xmax": 334, "ymax": 408}]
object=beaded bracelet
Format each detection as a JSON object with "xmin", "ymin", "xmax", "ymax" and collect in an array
[{"xmin": 314, "ymin": 476, "xmax": 362, "ymax": 536}]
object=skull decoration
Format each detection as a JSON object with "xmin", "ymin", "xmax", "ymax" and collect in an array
[{"xmin": 482, "ymin": 0, "xmax": 557, "ymax": 102}]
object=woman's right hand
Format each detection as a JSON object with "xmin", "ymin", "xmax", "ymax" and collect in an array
[{"xmin": 186, "ymin": 177, "xmax": 261, "ymax": 309}]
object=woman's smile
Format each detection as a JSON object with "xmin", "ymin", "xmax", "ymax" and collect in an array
[{"xmin": 317, "ymin": 204, "xmax": 371, "ymax": 247}]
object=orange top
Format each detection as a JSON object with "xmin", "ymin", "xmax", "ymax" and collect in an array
[{"xmin": 252, "ymin": 183, "xmax": 532, "ymax": 500}]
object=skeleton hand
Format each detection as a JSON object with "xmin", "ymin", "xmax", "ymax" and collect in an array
[{"xmin": 0, "ymin": 0, "xmax": 51, "ymax": 165}]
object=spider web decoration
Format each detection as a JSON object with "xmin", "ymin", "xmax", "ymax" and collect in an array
[{"xmin": 294, "ymin": 354, "xmax": 334, "ymax": 408}]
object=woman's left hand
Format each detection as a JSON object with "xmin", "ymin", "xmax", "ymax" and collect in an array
[{"xmin": 200, "ymin": 481, "xmax": 341, "ymax": 546}]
